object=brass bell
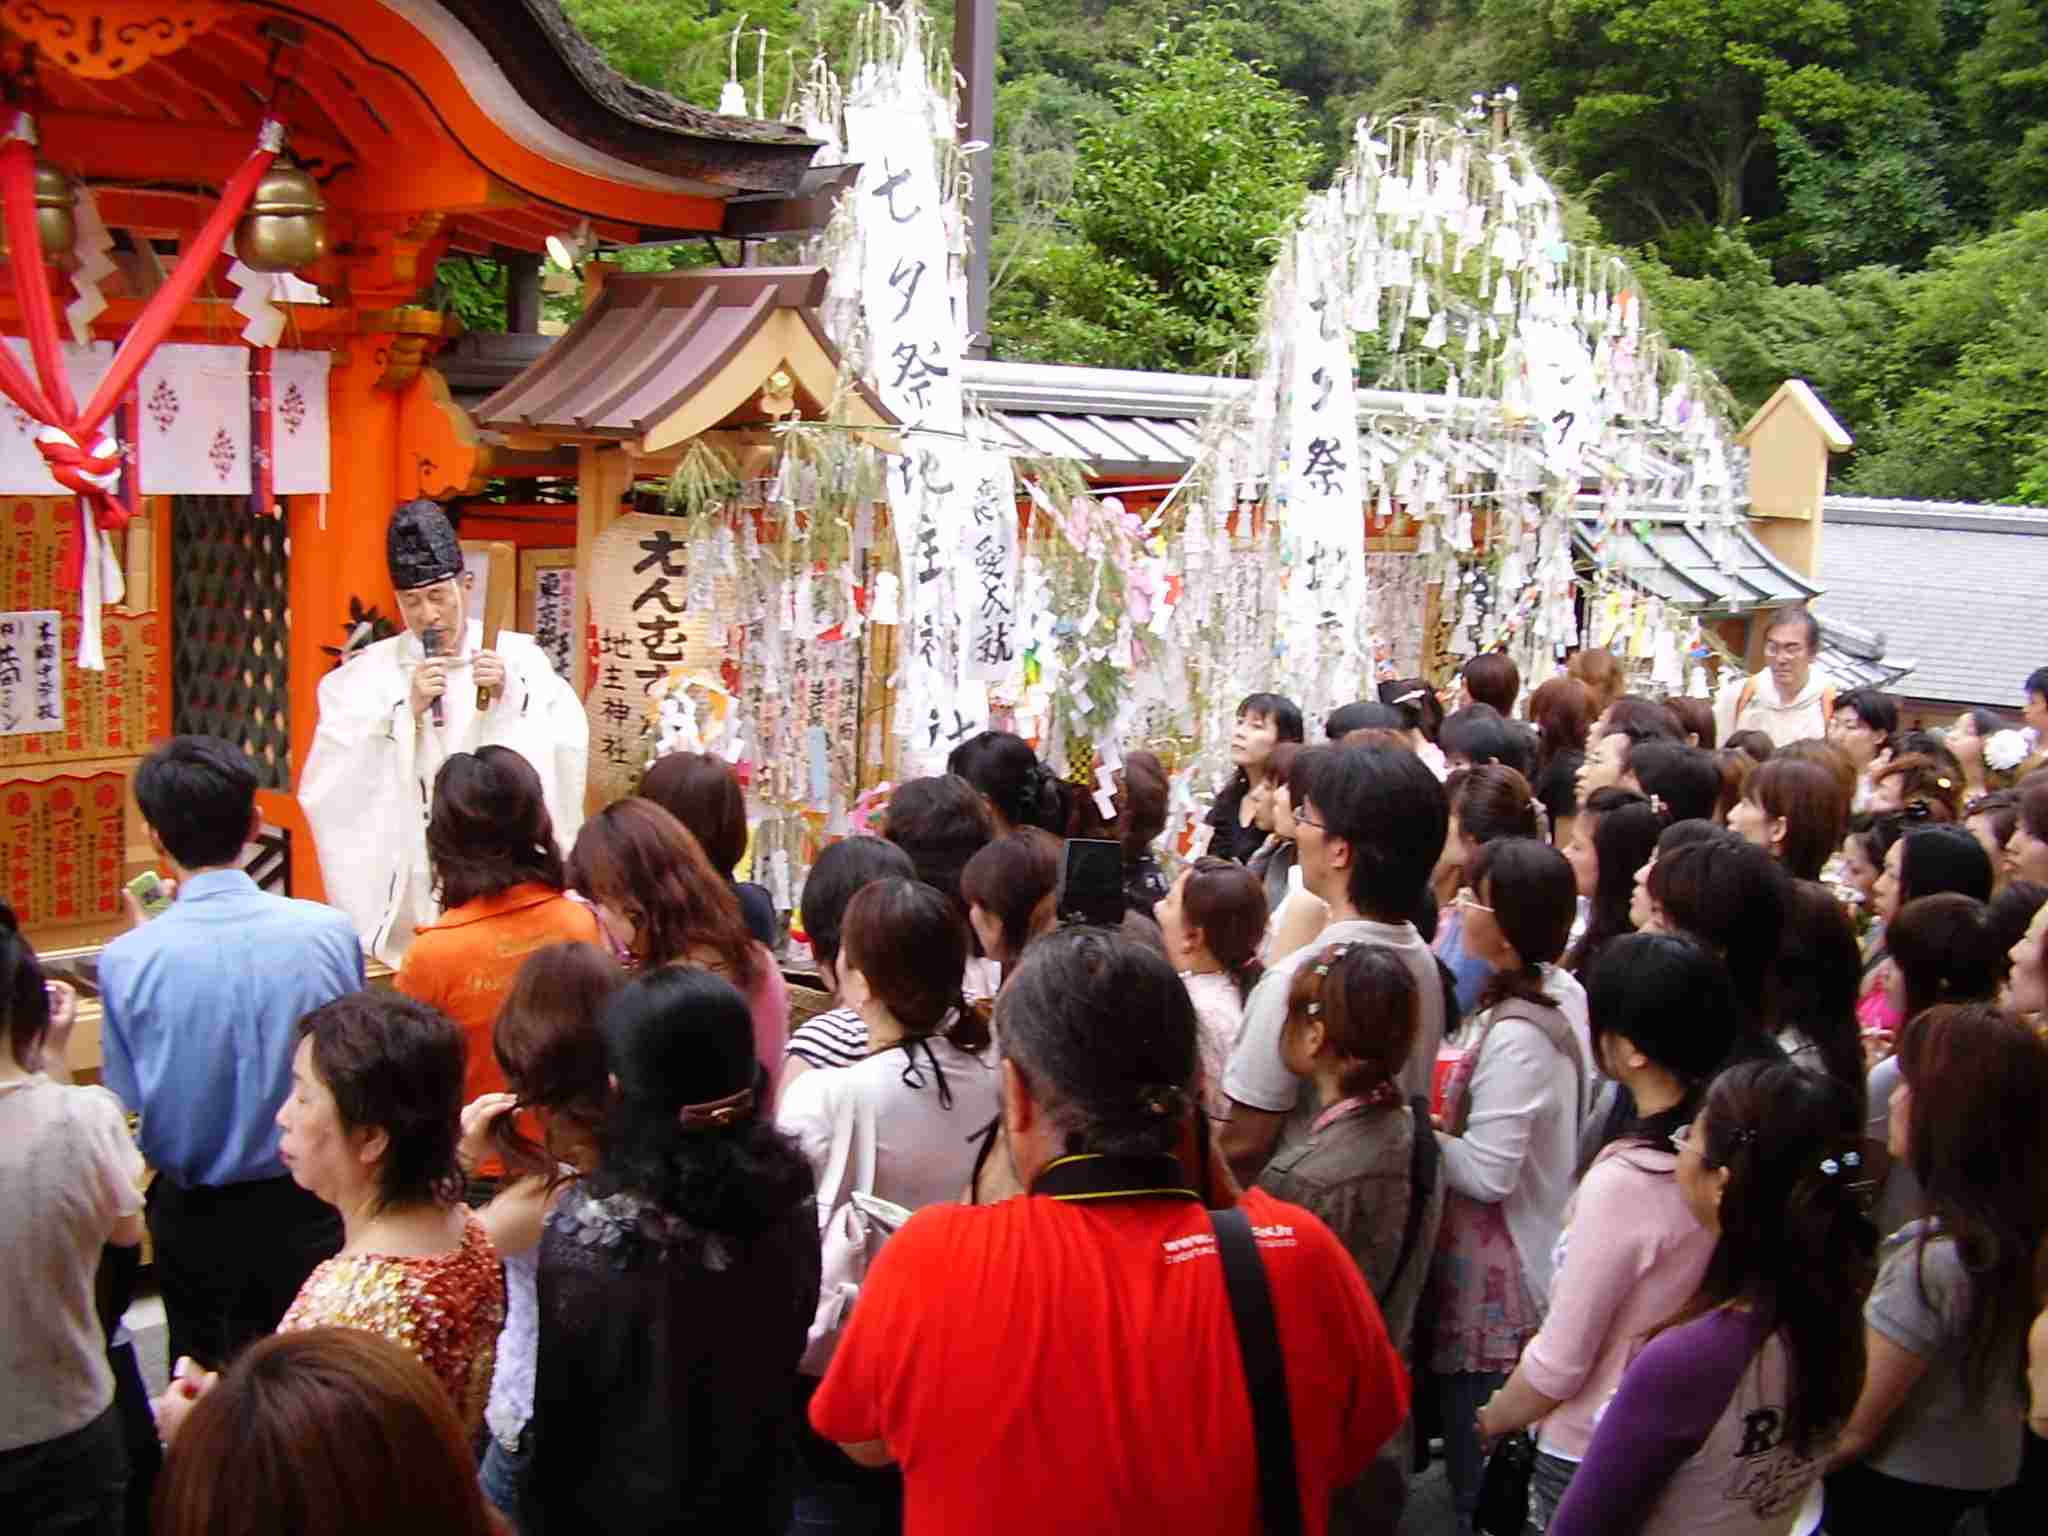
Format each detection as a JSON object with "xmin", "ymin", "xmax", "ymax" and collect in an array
[
  {"xmin": 235, "ymin": 156, "xmax": 329, "ymax": 273},
  {"xmin": 0, "ymin": 158, "xmax": 78, "ymax": 267}
]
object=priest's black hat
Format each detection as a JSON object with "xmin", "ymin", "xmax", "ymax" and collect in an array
[{"xmin": 387, "ymin": 500, "xmax": 463, "ymax": 592}]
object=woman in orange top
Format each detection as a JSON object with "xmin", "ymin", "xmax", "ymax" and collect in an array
[{"xmin": 397, "ymin": 747, "xmax": 602, "ymax": 1115}]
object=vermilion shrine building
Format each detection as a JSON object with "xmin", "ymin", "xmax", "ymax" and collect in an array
[{"xmin": 0, "ymin": 1, "xmax": 831, "ymax": 1052}]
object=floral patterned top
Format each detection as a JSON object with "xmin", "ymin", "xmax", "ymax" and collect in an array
[{"xmin": 279, "ymin": 1208, "xmax": 504, "ymax": 1436}]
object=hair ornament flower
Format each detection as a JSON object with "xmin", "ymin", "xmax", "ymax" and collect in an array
[
  {"xmin": 1985, "ymin": 729, "xmax": 2029, "ymax": 773},
  {"xmin": 1819, "ymin": 1149, "xmax": 1861, "ymax": 1178}
]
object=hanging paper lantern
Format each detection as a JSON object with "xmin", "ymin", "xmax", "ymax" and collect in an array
[
  {"xmin": 235, "ymin": 156, "xmax": 328, "ymax": 273},
  {"xmin": 0, "ymin": 156, "xmax": 77, "ymax": 266}
]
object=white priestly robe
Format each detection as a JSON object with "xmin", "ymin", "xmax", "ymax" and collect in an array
[{"xmin": 299, "ymin": 619, "xmax": 588, "ymax": 966}]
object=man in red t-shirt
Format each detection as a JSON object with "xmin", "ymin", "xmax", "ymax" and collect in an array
[{"xmin": 811, "ymin": 928, "xmax": 1410, "ymax": 1534}]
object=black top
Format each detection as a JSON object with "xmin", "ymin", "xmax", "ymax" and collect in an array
[
  {"xmin": 1205, "ymin": 775, "xmax": 1267, "ymax": 865},
  {"xmin": 531, "ymin": 1181, "xmax": 821, "ymax": 1533},
  {"xmin": 732, "ymin": 879, "xmax": 778, "ymax": 949}
]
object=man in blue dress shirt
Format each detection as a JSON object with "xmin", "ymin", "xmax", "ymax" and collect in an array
[{"xmin": 99, "ymin": 735, "xmax": 363, "ymax": 1369}]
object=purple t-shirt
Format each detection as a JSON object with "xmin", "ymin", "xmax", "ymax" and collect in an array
[{"xmin": 1550, "ymin": 1307, "xmax": 1824, "ymax": 1536}]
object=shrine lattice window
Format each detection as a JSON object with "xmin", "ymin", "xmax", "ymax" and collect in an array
[{"xmin": 170, "ymin": 496, "xmax": 292, "ymax": 791}]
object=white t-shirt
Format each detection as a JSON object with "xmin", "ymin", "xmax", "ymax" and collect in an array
[
  {"xmin": 776, "ymin": 1034, "xmax": 1001, "ymax": 1216},
  {"xmin": 1222, "ymin": 917, "xmax": 1447, "ymax": 1151},
  {"xmin": 1180, "ymin": 970, "xmax": 1245, "ymax": 1120},
  {"xmin": 0, "ymin": 1077, "xmax": 144, "ymax": 1450}
]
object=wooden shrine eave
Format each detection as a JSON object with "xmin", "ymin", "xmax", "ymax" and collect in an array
[
  {"xmin": 11, "ymin": 2, "xmax": 827, "ymax": 247},
  {"xmin": 472, "ymin": 266, "xmax": 895, "ymax": 457}
]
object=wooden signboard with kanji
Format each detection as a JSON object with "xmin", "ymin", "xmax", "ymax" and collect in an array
[
  {"xmin": 0, "ymin": 500, "xmax": 167, "ymax": 766},
  {"xmin": 583, "ymin": 513, "xmax": 735, "ymax": 807},
  {"xmin": 0, "ymin": 772, "xmax": 129, "ymax": 930}
]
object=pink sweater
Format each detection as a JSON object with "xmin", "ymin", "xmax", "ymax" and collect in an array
[{"xmin": 1520, "ymin": 1141, "xmax": 1716, "ymax": 1460}]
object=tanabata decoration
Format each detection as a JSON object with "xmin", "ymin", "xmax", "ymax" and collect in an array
[{"xmin": 1149, "ymin": 98, "xmax": 1750, "ymax": 851}]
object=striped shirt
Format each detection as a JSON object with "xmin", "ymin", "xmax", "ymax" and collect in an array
[{"xmin": 786, "ymin": 1006, "xmax": 868, "ymax": 1071}]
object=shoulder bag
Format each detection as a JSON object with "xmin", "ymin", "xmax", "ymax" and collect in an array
[
  {"xmin": 1212, "ymin": 1206, "xmax": 1305, "ymax": 1536},
  {"xmin": 801, "ymin": 1082, "xmax": 912, "ymax": 1375}
]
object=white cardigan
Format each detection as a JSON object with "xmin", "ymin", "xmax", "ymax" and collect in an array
[{"xmin": 1435, "ymin": 983, "xmax": 1586, "ymax": 1309}]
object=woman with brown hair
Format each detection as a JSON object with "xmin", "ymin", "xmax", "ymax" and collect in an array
[
  {"xmin": 154, "ymin": 1329, "xmax": 500, "ymax": 1536},
  {"xmin": 272, "ymin": 993, "xmax": 505, "ymax": 1435},
  {"xmin": 398, "ymin": 747, "xmax": 602, "ymax": 1120},
  {"xmin": 1824, "ymin": 1004, "xmax": 2048, "ymax": 1527},
  {"xmin": 1116, "ymin": 748, "xmax": 1173, "ymax": 916},
  {"xmin": 1434, "ymin": 765, "xmax": 1551, "ymax": 1017},
  {"xmin": 455, "ymin": 942, "xmax": 623, "ymax": 1530},
  {"xmin": 640, "ymin": 751, "xmax": 778, "ymax": 947},
  {"xmin": 1261, "ymin": 941, "xmax": 1441, "ymax": 1535},
  {"xmin": 567, "ymin": 796, "xmax": 789, "ymax": 1098},
  {"xmin": 1709, "ymin": 747, "xmax": 1754, "ymax": 825},
  {"xmin": 1155, "ymin": 856, "xmax": 1268, "ymax": 1117},
  {"xmin": 2010, "ymin": 780, "xmax": 2048, "ymax": 886},
  {"xmin": 1869, "ymin": 752, "xmax": 1964, "ymax": 823},
  {"xmin": 776, "ymin": 876, "xmax": 996, "ymax": 1531},
  {"xmin": 959, "ymin": 829, "xmax": 1062, "ymax": 972},
  {"xmin": 1666, "ymin": 695, "xmax": 1718, "ymax": 751},
  {"xmin": 1729, "ymin": 755, "xmax": 1852, "ymax": 881},
  {"xmin": 1567, "ymin": 648, "xmax": 1625, "ymax": 716},
  {"xmin": 1244, "ymin": 739, "xmax": 1304, "ymax": 908},
  {"xmin": 1529, "ymin": 676, "xmax": 1596, "ymax": 779},
  {"xmin": 1428, "ymin": 838, "xmax": 1589, "ymax": 1536}
]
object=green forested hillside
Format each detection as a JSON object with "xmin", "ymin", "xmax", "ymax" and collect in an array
[{"xmin": 540, "ymin": 0, "xmax": 2048, "ymax": 503}]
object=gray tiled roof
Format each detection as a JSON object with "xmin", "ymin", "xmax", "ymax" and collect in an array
[{"xmin": 1814, "ymin": 498, "xmax": 2048, "ymax": 708}]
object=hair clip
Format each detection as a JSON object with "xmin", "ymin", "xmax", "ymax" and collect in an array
[
  {"xmin": 678, "ymin": 1087, "xmax": 753, "ymax": 1131},
  {"xmin": 1819, "ymin": 1150, "xmax": 1862, "ymax": 1178},
  {"xmin": 1307, "ymin": 1001, "xmax": 1323, "ymax": 1016},
  {"xmin": 1649, "ymin": 794, "xmax": 1669, "ymax": 818},
  {"xmin": 1312, "ymin": 942, "xmax": 1355, "ymax": 978},
  {"xmin": 1391, "ymin": 688, "xmax": 1427, "ymax": 706},
  {"xmin": 1138, "ymin": 1085, "xmax": 1185, "ymax": 1118}
]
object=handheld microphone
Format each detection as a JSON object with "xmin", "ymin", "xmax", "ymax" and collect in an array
[{"xmin": 422, "ymin": 625, "xmax": 446, "ymax": 726}]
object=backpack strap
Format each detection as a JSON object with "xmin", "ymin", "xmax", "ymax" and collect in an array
[
  {"xmin": 1735, "ymin": 675, "xmax": 1757, "ymax": 723},
  {"xmin": 1486, "ymin": 1001, "xmax": 1590, "ymax": 1126},
  {"xmin": 1383, "ymin": 1097, "xmax": 1440, "ymax": 1304},
  {"xmin": 1821, "ymin": 687, "xmax": 1836, "ymax": 727}
]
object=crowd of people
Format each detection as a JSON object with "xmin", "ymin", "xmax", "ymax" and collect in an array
[{"xmin": 5, "ymin": 604, "xmax": 2048, "ymax": 1536}]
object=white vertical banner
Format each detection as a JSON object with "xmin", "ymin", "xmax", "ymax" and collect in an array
[
  {"xmin": 1286, "ymin": 222, "xmax": 1363, "ymax": 549},
  {"xmin": 1281, "ymin": 217, "xmax": 1367, "ymax": 715},
  {"xmin": 961, "ymin": 442, "xmax": 1018, "ymax": 686},
  {"xmin": 842, "ymin": 19, "xmax": 973, "ymax": 768}
]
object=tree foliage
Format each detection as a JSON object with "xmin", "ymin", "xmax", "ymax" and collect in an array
[
  {"xmin": 1639, "ymin": 215, "xmax": 2048, "ymax": 502},
  {"xmin": 991, "ymin": 16, "xmax": 1319, "ymax": 372},
  {"xmin": 502, "ymin": 0, "xmax": 2048, "ymax": 502}
]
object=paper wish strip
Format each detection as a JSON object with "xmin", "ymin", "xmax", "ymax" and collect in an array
[{"xmin": 0, "ymin": 609, "xmax": 62, "ymax": 736}]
